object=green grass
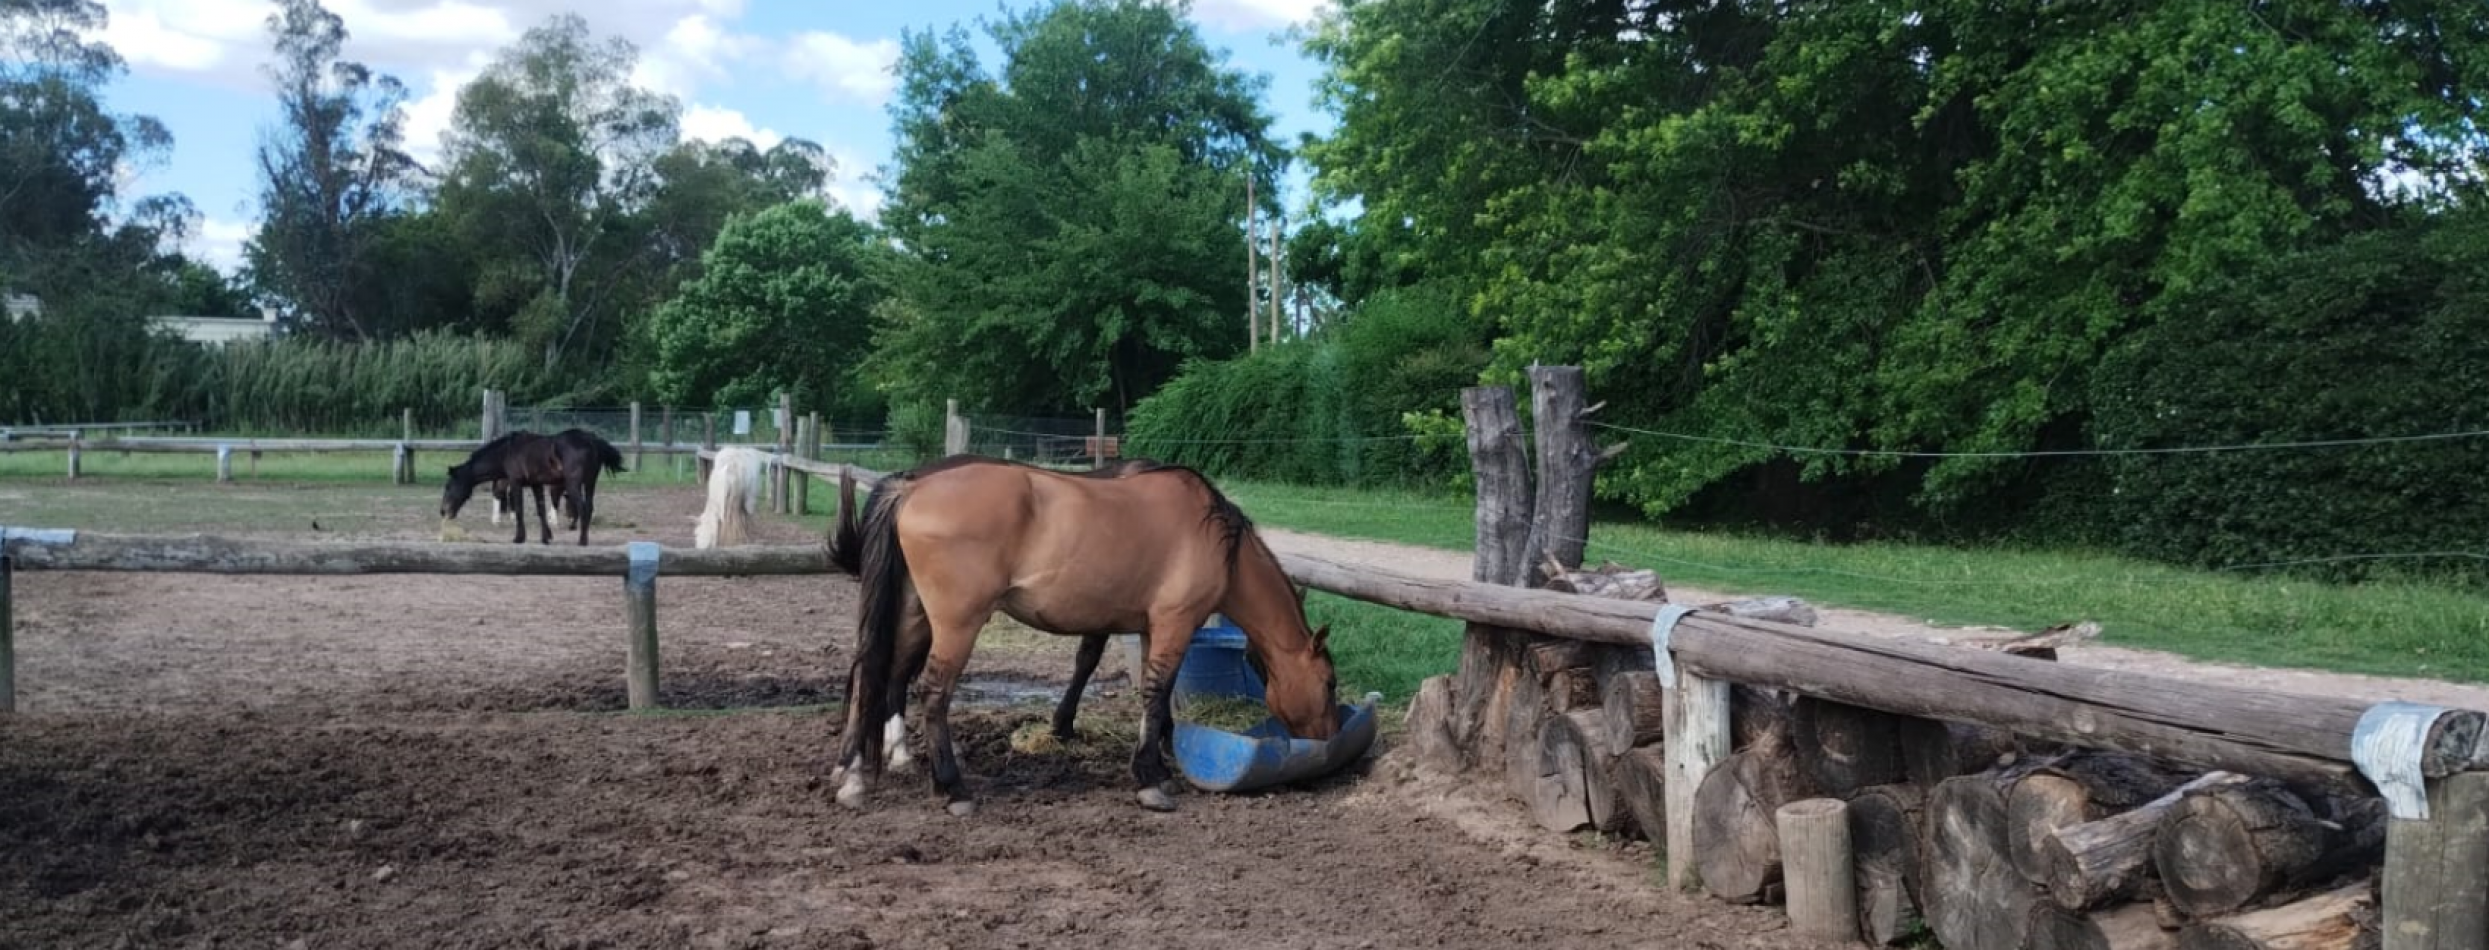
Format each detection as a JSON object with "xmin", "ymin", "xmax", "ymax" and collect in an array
[{"xmin": 1216, "ymin": 479, "xmax": 2489, "ymax": 686}]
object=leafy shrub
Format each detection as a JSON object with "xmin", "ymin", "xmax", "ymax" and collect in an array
[{"xmin": 2089, "ymin": 215, "xmax": 2489, "ymax": 584}]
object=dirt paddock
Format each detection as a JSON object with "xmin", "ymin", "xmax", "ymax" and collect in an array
[{"xmin": 0, "ymin": 480, "xmax": 1824, "ymax": 949}]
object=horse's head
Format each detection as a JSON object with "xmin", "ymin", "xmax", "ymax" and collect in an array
[
  {"xmin": 1254, "ymin": 622, "xmax": 1341, "ymax": 740},
  {"xmin": 440, "ymin": 464, "xmax": 478, "ymax": 518}
]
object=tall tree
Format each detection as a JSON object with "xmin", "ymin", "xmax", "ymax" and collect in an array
[
  {"xmin": 433, "ymin": 13, "xmax": 678, "ymax": 368},
  {"xmin": 872, "ymin": 0, "xmax": 1277, "ymax": 415},
  {"xmin": 244, "ymin": 0, "xmax": 412, "ymax": 341},
  {"xmin": 645, "ymin": 199, "xmax": 884, "ymax": 416}
]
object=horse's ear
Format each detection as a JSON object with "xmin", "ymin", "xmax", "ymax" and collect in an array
[{"xmin": 1313, "ymin": 624, "xmax": 1330, "ymax": 651}]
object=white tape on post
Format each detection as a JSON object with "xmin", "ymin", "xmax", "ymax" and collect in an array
[
  {"xmin": 1647, "ymin": 603, "xmax": 1695, "ymax": 682},
  {"xmin": 2353, "ymin": 700, "xmax": 2457, "ymax": 820}
]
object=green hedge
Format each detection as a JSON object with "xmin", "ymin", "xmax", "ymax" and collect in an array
[
  {"xmin": 2089, "ymin": 215, "xmax": 2489, "ymax": 584},
  {"xmin": 1124, "ymin": 284, "xmax": 1484, "ymax": 487}
]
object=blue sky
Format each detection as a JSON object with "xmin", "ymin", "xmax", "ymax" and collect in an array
[{"xmin": 93, "ymin": 0, "xmax": 1339, "ymax": 275}]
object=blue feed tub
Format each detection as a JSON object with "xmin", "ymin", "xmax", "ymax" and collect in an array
[{"xmin": 1170, "ymin": 620, "xmax": 1380, "ymax": 793}]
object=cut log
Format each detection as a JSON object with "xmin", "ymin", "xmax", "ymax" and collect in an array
[
  {"xmin": 1615, "ymin": 745, "xmax": 1668, "ymax": 843},
  {"xmin": 2010, "ymin": 754, "xmax": 2197, "ymax": 886},
  {"xmin": 1546, "ymin": 667, "xmax": 1601, "ymax": 713},
  {"xmin": 1849, "ymin": 783, "xmax": 1928, "ymax": 946},
  {"xmin": 1792, "ymin": 697, "xmax": 1907, "ymax": 797},
  {"xmin": 2378, "ymin": 771, "xmax": 2489, "ymax": 950},
  {"xmin": 1900, "ymin": 716, "xmax": 2022, "ymax": 786},
  {"xmin": 1925, "ymin": 765, "xmax": 2053, "ymax": 950},
  {"xmin": 1544, "ymin": 557, "xmax": 1667, "ymax": 601},
  {"xmin": 1404, "ymin": 674, "xmax": 1461, "ymax": 772},
  {"xmin": 1504, "ymin": 658, "xmax": 1550, "ymax": 803},
  {"xmin": 1590, "ymin": 640, "xmax": 1656, "ymax": 690},
  {"xmin": 2028, "ymin": 903, "xmax": 2177, "ymax": 950},
  {"xmin": 1527, "ymin": 637, "xmax": 1600, "ymax": 679},
  {"xmin": 2176, "ymin": 881, "xmax": 2370, "ymax": 950},
  {"xmin": 1734, "ymin": 684, "xmax": 1796, "ymax": 753},
  {"xmin": 2155, "ymin": 781, "xmax": 2375, "ymax": 919},
  {"xmin": 1602, "ymin": 670, "xmax": 1667, "ymax": 752},
  {"xmin": 1530, "ymin": 710, "xmax": 1627, "ymax": 835},
  {"xmin": 1779, "ymin": 798, "xmax": 1861, "ymax": 943},
  {"xmin": 1693, "ymin": 746, "xmax": 1815, "ymax": 903},
  {"xmin": 2044, "ymin": 772, "xmax": 2254, "ymax": 911},
  {"xmin": 1452, "ymin": 622, "xmax": 1528, "ymax": 774}
]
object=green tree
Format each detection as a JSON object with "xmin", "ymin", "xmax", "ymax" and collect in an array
[
  {"xmin": 244, "ymin": 0, "xmax": 413, "ymax": 341},
  {"xmin": 646, "ymin": 199, "xmax": 884, "ymax": 416},
  {"xmin": 433, "ymin": 13, "xmax": 678, "ymax": 369},
  {"xmin": 871, "ymin": 0, "xmax": 1276, "ymax": 415},
  {"xmin": 1303, "ymin": 0, "xmax": 2489, "ymax": 526}
]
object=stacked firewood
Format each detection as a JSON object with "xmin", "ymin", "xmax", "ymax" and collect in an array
[{"xmin": 1417, "ymin": 567, "xmax": 2391, "ymax": 950}]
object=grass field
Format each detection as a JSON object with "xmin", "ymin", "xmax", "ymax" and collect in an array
[{"xmin": 10, "ymin": 452, "xmax": 2486, "ymax": 689}]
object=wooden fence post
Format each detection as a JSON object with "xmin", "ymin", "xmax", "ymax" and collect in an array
[
  {"xmin": 793, "ymin": 415, "xmax": 814, "ymax": 515},
  {"xmin": 65, "ymin": 430, "xmax": 79, "ymax": 480},
  {"xmin": 2362, "ymin": 702, "xmax": 2489, "ymax": 950},
  {"xmin": 216, "ymin": 444, "xmax": 233, "ymax": 483},
  {"xmin": 625, "ymin": 541, "xmax": 660, "ymax": 710},
  {"xmin": 400, "ymin": 407, "xmax": 415, "ymax": 485},
  {"xmin": 1094, "ymin": 408, "xmax": 1107, "ymax": 468},
  {"xmin": 775, "ymin": 393, "xmax": 794, "ymax": 514},
  {"xmin": 661, "ymin": 407, "xmax": 675, "ymax": 477},
  {"xmin": 1665, "ymin": 644, "xmax": 1733, "ymax": 892},
  {"xmin": 698, "ymin": 415, "xmax": 716, "ymax": 485},
  {"xmin": 629, "ymin": 401, "xmax": 643, "ymax": 473},
  {"xmin": 0, "ymin": 552, "xmax": 13, "ymax": 713},
  {"xmin": 943, "ymin": 398, "xmax": 966, "ymax": 457},
  {"xmin": 1409, "ymin": 385, "xmax": 1534, "ymax": 776}
]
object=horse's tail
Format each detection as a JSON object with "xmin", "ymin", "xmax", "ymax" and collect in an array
[
  {"xmin": 593, "ymin": 435, "xmax": 625, "ymax": 474},
  {"xmin": 846, "ymin": 476, "xmax": 913, "ymax": 751},
  {"xmin": 827, "ymin": 466, "xmax": 863, "ymax": 576}
]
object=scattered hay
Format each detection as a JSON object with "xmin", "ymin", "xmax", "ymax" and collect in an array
[
  {"xmin": 1176, "ymin": 695, "xmax": 1271, "ymax": 733},
  {"xmin": 438, "ymin": 520, "xmax": 479, "ymax": 543},
  {"xmin": 1008, "ymin": 722, "xmax": 1065, "ymax": 755}
]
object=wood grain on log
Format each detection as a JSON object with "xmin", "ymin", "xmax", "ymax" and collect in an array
[
  {"xmin": 1926, "ymin": 766, "xmax": 2052, "ymax": 950},
  {"xmin": 2177, "ymin": 881, "xmax": 2370, "ymax": 950},
  {"xmin": 1850, "ymin": 783, "xmax": 1928, "ymax": 946},
  {"xmin": 2027, "ymin": 903, "xmax": 2176, "ymax": 950},
  {"xmin": 2010, "ymin": 754, "xmax": 2195, "ymax": 887},
  {"xmin": 1616, "ymin": 745, "xmax": 1669, "ymax": 844},
  {"xmin": 1504, "ymin": 659, "xmax": 1550, "ymax": 805},
  {"xmin": 1603, "ymin": 670, "xmax": 1667, "ymax": 752},
  {"xmin": 1404, "ymin": 675, "xmax": 1461, "ymax": 772},
  {"xmin": 1793, "ymin": 697, "xmax": 1907, "ymax": 797},
  {"xmin": 1694, "ymin": 747, "xmax": 1814, "ymax": 903},
  {"xmin": 1900, "ymin": 716, "xmax": 2024, "ymax": 787},
  {"xmin": 2379, "ymin": 771, "xmax": 2489, "ymax": 950},
  {"xmin": 2044, "ymin": 772, "xmax": 2254, "ymax": 911},
  {"xmin": 2155, "ymin": 781, "xmax": 2358, "ymax": 920}
]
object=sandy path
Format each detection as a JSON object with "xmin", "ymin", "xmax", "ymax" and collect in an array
[{"xmin": 1260, "ymin": 528, "xmax": 2489, "ymax": 712}]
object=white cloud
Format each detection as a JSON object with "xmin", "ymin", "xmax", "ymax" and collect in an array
[
  {"xmin": 399, "ymin": 53, "xmax": 489, "ymax": 171},
  {"xmin": 185, "ymin": 217, "xmax": 256, "ymax": 276},
  {"xmin": 679, "ymin": 104, "xmax": 780, "ymax": 149},
  {"xmin": 632, "ymin": 13, "xmax": 755, "ymax": 100},
  {"xmin": 1187, "ymin": 0, "xmax": 1331, "ymax": 31},
  {"xmin": 783, "ymin": 30, "xmax": 898, "ymax": 106},
  {"xmin": 101, "ymin": 0, "xmax": 263, "ymax": 77}
]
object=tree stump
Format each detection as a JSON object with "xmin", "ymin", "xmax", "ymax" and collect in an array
[
  {"xmin": 1779, "ymin": 798, "xmax": 1861, "ymax": 943},
  {"xmin": 1849, "ymin": 783, "xmax": 1928, "ymax": 945},
  {"xmin": 1925, "ymin": 766, "xmax": 2050, "ymax": 950},
  {"xmin": 1504, "ymin": 660, "xmax": 1550, "ymax": 804},
  {"xmin": 2028, "ymin": 903, "xmax": 2177, "ymax": 950},
  {"xmin": 1793, "ymin": 697, "xmax": 1907, "ymax": 797},
  {"xmin": 1693, "ymin": 746, "xmax": 1814, "ymax": 903},
  {"xmin": 2155, "ymin": 782, "xmax": 2377, "ymax": 920},
  {"xmin": 2175, "ymin": 881, "xmax": 2371, "ymax": 950},
  {"xmin": 2044, "ymin": 773, "xmax": 2253, "ymax": 911},
  {"xmin": 1602, "ymin": 670, "xmax": 1666, "ymax": 752},
  {"xmin": 1615, "ymin": 745, "xmax": 1669, "ymax": 843},
  {"xmin": 2010, "ymin": 754, "xmax": 2196, "ymax": 886}
]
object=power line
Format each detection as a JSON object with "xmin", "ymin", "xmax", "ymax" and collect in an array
[{"xmin": 1586, "ymin": 421, "xmax": 2489, "ymax": 459}]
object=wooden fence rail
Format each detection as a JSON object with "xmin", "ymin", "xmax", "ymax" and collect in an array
[{"xmin": 0, "ymin": 437, "xmax": 711, "ymax": 455}]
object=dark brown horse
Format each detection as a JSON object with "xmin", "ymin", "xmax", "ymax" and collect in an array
[
  {"xmin": 825, "ymin": 456, "xmax": 1340, "ymax": 815},
  {"xmin": 440, "ymin": 429, "xmax": 626, "ymax": 545}
]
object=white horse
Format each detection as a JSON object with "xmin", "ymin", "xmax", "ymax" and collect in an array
[{"xmin": 694, "ymin": 446, "xmax": 770, "ymax": 549}]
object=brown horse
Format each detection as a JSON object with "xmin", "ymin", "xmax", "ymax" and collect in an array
[{"xmin": 825, "ymin": 455, "xmax": 1340, "ymax": 815}]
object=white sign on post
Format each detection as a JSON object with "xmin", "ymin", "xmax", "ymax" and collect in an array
[{"xmin": 732, "ymin": 410, "xmax": 752, "ymax": 436}]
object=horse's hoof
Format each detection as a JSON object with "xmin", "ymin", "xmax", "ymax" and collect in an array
[
  {"xmin": 835, "ymin": 776, "xmax": 869, "ymax": 809},
  {"xmin": 889, "ymin": 747, "xmax": 914, "ymax": 771},
  {"xmin": 946, "ymin": 800, "xmax": 978, "ymax": 818},
  {"xmin": 1137, "ymin": 787, "xmax": 1178, "ymax": 812}
]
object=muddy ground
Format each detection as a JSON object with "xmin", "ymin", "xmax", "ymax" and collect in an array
[{"xmin": 0, "ymin": 479, "xmax": 1825, "ymax": 949}]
